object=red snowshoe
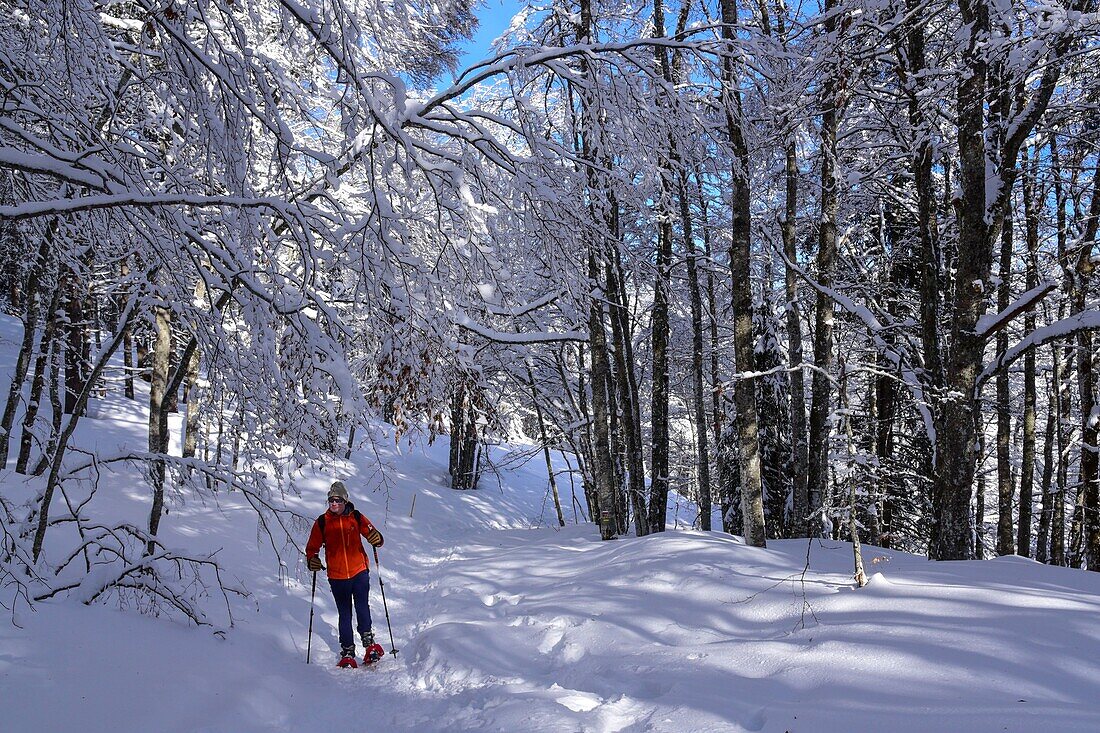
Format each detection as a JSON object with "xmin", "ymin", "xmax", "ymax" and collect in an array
[
  {"xmin": 337, "ymin": 647, "xmax": 358, "ymax": 668},
  {"xmin": 363, "ymin": 642, "xmax": 385, "ymax": 665}
]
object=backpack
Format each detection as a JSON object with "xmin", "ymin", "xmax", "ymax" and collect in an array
[{"xmin": 316, "ymin": 508, "xmax": 362, "ymax": 535}]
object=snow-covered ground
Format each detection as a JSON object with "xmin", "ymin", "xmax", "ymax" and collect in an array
[{"xmin": 3, "ymin": 313, "xmax": 1100, "ymax": 732}]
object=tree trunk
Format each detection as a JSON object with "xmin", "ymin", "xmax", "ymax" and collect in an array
[
  {"xmin": 121, "ymin": 260, "xmax": 135, "ymax": 400},
  {"xmin": 1051, "ymin": 138, "xmax": 1069, "ymax": 567},
  {"xmin": 650, "ymin": 217, "xmax": 673, "ymax": 530},
  {"xmin": 146, "ymin": 305, "xmax": 172, "ymax": 555},
  {"xmin": 1036, "ymin": 369, "xmax": 1056, "ymax": 563},
  {"xmin": 1053, "ymin": 330, "xmax": 1071, "ymax": 566},
  {"xmin": 765, "ymin": 0, "xmax": 807, "ymax": 543},
  {"xmin": 930, "ymin": 0, "xmax": 991, "ymax": 560},
  {"xmin": 681, "ymin": 169, "xmax": 713, "ymax": 536},
  {"xmin": 975, "ymin": 418, "xmax": 987, "ymax": 560},
  {"xmin": 806, "ymin": 0, "xmax": 842, "ymax": 538},
  {"xmin": 588, "ymin": 252, "xmax": 618, "ymax": 539},
  {"xmin": 182, "ymin": 344, "xmax": 201, "ymax": 460},
  {"xmin": 933, "ymin": 0, "xmax": 1079, "ymax": 560},
  {"xmin": 16, "ymin": 287, "xmax": 60, "ymax": 474},
  {"xmin": 62, "ymin": 270, "xmax": 87, "ymax": 415},
  {"xmin": 449, "ymin": 382, "xmax": 463, "ymax": 486},
  {"xmin": 995, "ymin": 202, "xmax": 1014, "ymax": 556},
  {"xmin": 0, "ymin": 229, "xmax": 53, "ymax": 465},
  {"xmin": 32, "ymin": 296, "xmax": 138, "ymax": 562},
  {"xmin": 31, "ymin": 331, "xmax": 64, "ymax": 477},
  {"xmin": 574, "ymin": 0, "xmax": 619, "ymax": 540},
  {"xmin": 696, "ymin": 174, "xmax": 726, "ymax": 531},
  {"xmin": 839, "ymin": 359, "xmax": 868, "ymax": 584},
  {"xmin": 448, "ymin": 382, "xmax": 480, "ymax": 490},
  {"xmin": 1018, "ymin": 149, "xmax": 1040, "ymax": 557},
  {"xmin": 606, "ymin": 246, "xmax": 647, "ymax": 535},
  {"xmin": 783, "ymin": 144, "xmax": 808, "ymax": 538},
  {"xmin": 718, "ymin": 0, "xmax": 765, "ymax": 546},
  {"xmin": 1072, "ymin": 160, "xmax": 1100, "ymax": 568}
]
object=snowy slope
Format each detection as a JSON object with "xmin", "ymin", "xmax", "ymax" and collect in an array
[{"xmin": 3, "ymin": 313, "xmax": 1100, "ymax": 732}]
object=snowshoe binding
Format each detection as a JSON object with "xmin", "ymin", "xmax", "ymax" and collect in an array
[
  {"xmin": 337, "ymin": 647, "xmax": 358, "ymax": 669},
  {"xmin": 362, "ymin": 631, "xmax": 384, "ymax": 665},
  {"xmin": 364, "ymin": 643, "xmax": 384, "ymax": 665}
]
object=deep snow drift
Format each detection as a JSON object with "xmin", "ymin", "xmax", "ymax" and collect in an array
[{"xmin": 2, "ymin": 315, "xmax": 1100, "ymax": 732}]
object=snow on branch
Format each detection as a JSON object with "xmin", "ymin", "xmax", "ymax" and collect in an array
[
  {"xmin": 453, "ymin": 310, "xmax": 587, "ymax": 344},
  {"xmin": 974, "ymin": 280, "xmax": 1058, "ymax": 339},
  {"xmin": 775, "ymin": 244, "xmax": 936, "ymax": 443},
  {"xmin": 0, "ymin": 193, "xmax": 303, "ymax": 221},
  {"xmin": 979, "ymin": 309, "xmax": 1100, "ymax": 387},
  {"xmin": 483, "ymin": 290, "xmax": 565, "ymax": 318}
]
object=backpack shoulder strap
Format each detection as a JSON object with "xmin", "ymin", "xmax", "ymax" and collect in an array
[{"xmin": 317, "ymin": 513, "xmax": 327, "ymax": 536}]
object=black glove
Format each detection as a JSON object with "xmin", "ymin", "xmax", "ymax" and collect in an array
[
  {"xmin": 367, "ymin": 529, "xmax": 384, "ymax": 548},
  {"xmin": 307, "ymin": 555, "xmax": 323, "ymax": 571}
]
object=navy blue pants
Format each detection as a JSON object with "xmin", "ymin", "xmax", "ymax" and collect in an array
[{"xmin": 329, "ymin": 569, "xmax": 372, "ymax": 650}]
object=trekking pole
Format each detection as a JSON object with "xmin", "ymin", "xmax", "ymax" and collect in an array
[
  {"xmin": 306, "ymin": 569, "xmax": 318, "ymax": 664},
  {"xmin": 373, "ymin": 547, "xmax": 399, "ymax": 658}
]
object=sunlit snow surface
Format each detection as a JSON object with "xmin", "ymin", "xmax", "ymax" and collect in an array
[{"xmin": 2, "ymin": 312, "xmax": 1100, "ymax": 732}]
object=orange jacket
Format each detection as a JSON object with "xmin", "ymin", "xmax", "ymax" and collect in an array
[{"xmin": 305, "ymin": 504, "xmax": 383, "ymax": 580}]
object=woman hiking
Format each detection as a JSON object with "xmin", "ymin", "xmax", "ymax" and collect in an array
[{"xmin": 305, "ymin": 480, "xmax": 385, "ymax": 667}]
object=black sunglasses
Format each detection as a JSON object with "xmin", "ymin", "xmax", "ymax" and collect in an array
[{"xmin": 328, "ymin": 497, "xmax": 346, "ymax": 504}]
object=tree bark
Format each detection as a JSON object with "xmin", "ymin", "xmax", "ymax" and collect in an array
[
  {"xmin": 650, "ymin": 216, "xmax": 673, "ymax": 531},
  {"xmin": 1018, "ymin": 149, "xmax": 1040, "ymax": 557},
  {"xmin": 843, "ymin": 366, "xmax": 868, "ymax": 587},
  {"xmin": 182, "ymin": 344, "xmax": 201, "ymax": 460},
  {"xmin": 605, "ymin": 247, "xmax": 646, "ymax": 533},
  {"xmin": 767, "ymin": 0, "xmax": 807, "ymax": 537},
  {"xmin": 720, "ymin": 0, "xmax": 765, "ymax": 546},
  {"xmin": 32, "ymin": 295, "xmax": 139, "ymax": 562},
  {"xmin": 930, "ymin": 0, "xmax": 991, "ymax": 560},
  {"xmin": 121, "ymin": 259, "xmax": 135, "ymax": 400},
  {"xmin": 1051, "ymin": 138, "xmax": 1069, "ymax": 567},
  {"xmin": 806, "ymin": 0, "xmax": 842, "ymax": 538},
  {"xmin": 975, "ymin": 418, "xmax": 987, "ymax": 560},
  {"xmin": 1071, "ymin": 159, "xmax": 1100, "ymax": 568},
  {"xmin": 995, "ymin": 200, "xmax": 1015, "ymax": 556},
  {"xmin": 16, "ymin": 287, "xmax": 60, "ymax": 474},
  {"xmin": 146, "ymin": 305, "xmax": 172, "ymax": 555},
  {"xmin": 31, "ymin": 329, "xmax": 64, "ymax": 477},
  {"xmin": 588, "ymin": 251, "xmax": 618, "ymax": 539},
  {"xmin": 783, "ymin": 142, "xmax": 808, "ymax": 538},
  {"xmin": 0, "ymin": 228, "xmax": 53, "ymax": 465},
  {"xmin": 62, "ymin": 269, "xmax": 87, "ymax": 415},
  {"xmin": 932, "ymin": 0, "xmax": 1085, "ymax": 560},
  {"xmin": 1036, "ymin": 368, "xmax": 1056, "ymax": 563},
  {"xmin": 681, "ymin": 168, "xmax": 713, "ymax": 536}
]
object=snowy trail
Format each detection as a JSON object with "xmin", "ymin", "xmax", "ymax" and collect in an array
[
  {"xmin": 5, "ymin": 404, "xmax": 1100, "ymax": 732},
  {"xmin": 309, "ymin": 484, "xmax": 1100, "ymax": 733}
]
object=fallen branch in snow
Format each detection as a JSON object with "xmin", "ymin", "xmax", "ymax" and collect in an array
[
  {"xmin": 728, "ymin": 538, "xmax": 820, "ymax": 632},
  {"xmin": 799, "ymin": 539, "xmax": 820, "ymax": 630},
  {"xmin": 0, "ymin": 497, "xmax": 40, "ymax": 626},
  {"xmin": 33, "ymin": 522, "xmax": 244, "ymax": 628}
]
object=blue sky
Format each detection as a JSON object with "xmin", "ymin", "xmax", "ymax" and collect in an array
[{"xmin": 453, "ymin": 0, "xmax": 523, "ymax": 70}]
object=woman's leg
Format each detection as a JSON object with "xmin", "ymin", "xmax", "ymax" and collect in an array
[
  {"xmin": 329, "ymin": 577, "xmax": 354, "ymax": 651},
  {"xmin": 350, "ymin": 569, "xmax": 373, "ymax": 636}
]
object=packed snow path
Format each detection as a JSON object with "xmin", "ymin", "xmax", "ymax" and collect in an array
[{"xmin": 327, "ymin": 494, "xmax": 1100, "ymax": 733}]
